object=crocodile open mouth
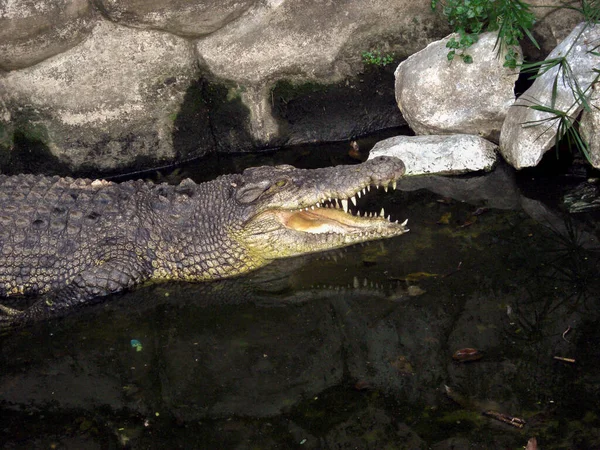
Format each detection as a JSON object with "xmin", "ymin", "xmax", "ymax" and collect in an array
[{"xmin": 278, "ymin": 181, "xmax": 408, "ymax": 235}]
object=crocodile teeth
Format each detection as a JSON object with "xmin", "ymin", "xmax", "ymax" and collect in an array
[
  {"xmin": 353, "ymin": 276, "xmax": 359, "ymax": 288},
  {"xmin": 380, "ymin": 208, "xmax": 385, "ymax": 217},
  {"xmin": 362, "ymin": 187, "xmax": 367, "ymax": 196},
  {"xmin": 350, "ymin": 196, "xmax": 356, "ymax": 206},
  {"xmin": 341, "ymin": 199, "xmax": 349, "ymax": 213},
  {"xmin": 401, "ymin": 219, "xmax": 408, "ymax": 226},
  {"xmin": 383, "ymin": 185, "xmax": 388, "ymax": 193},
  {"xmin": 392, "ymin": 181, "xmax": 397, "ymax": 190}
]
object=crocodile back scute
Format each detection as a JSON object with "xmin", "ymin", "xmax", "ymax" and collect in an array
[{"xmin": 0, "ymin": 175, "xmax": 151, "ymax": 298}]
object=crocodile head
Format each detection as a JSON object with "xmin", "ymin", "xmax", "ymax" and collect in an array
[{"xmin": 228, "ymin": 156, "xmax": 409, "ymax": 262}]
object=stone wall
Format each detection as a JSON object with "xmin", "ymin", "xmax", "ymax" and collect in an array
[
  {"xmin": 0, "ymin": 0, "xmax": 582, "ymax": 175},
  {"xmin": 0, "ymin": 0, "xmax": 448, "ymax": 175}
]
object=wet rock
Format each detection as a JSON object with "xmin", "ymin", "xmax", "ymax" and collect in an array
[
  {"xmin": 1, "ymin": 20, "xmax": 198, "ymax": 173},
  {"xmin": 368, "ymin": 134, "xmax": 497, "ymax": 175},
  {"xmin": 500, "ymin": 22, "xmax": 600, "ymax": 169},
  {"xmin": 0, "ymin": 0, "xmax": 96, "ymax": 71},
  {"xmin": 398, "ymin": 160, "xmax": 520, "ymax": 210},
  {"xmin": 563, "ymin": 180, "xmax": 600, "ymax": 213},
  {"xmin": 521, "ymin": 196, "xmax": 599, "ymax": 249},
  {"xmin": 394, "ymin": 32, "xmax": 520, "ymax": 142}
]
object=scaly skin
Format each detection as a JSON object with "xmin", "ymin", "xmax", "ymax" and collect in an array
[{"xmin": 0, "ymin": 156, "xmax": 408, "ymax": 327}]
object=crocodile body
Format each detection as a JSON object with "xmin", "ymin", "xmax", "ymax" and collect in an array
[{"xmin": 0, "ymin": 156, "xmax": 408, "ymax": 327}]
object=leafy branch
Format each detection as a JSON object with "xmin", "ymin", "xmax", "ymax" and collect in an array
[{"xmin": 431, "ymin": 0, "xmax": 538, "ymax": 67}]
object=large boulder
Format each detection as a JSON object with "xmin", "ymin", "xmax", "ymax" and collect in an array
[
  {"xmin": 393, "ymin": 32, "xmax": 520, "ymax": 143},
  {"xmin": 368, "ymin": 134, "xmax": 497, "ymax": 175},
  {"xmin": 499, "ymin": 22, "xmax": 600, "ymax": 169},
  {"xmin": 196, "ymin": 0, "xmax": 447, "ymax": 145},
  {"xmin": 0, "ymin": 0, "xmax": 96, "ymax": 71},
  {"xmin": 1, "ymin": 20, "xmax": 198, "ymax": 173}
]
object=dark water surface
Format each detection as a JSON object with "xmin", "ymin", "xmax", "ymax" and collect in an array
[{"xmin": 2, "ymin": 142, "xmax": 600, "ymax": 449}]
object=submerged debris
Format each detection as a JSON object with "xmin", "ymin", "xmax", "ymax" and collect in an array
[
  {"xmin": 391, "ymin": 355, "xmax": 415, "ymax": 375},
  {"xmin": 482, "ymin": 410, "xmax": 526, "ymax": 428},
  {"xmin": 407, "ymin": 285, "xmax": 426, "ymax": 297},
  {"xmin": 563, "ymin": 181, "xmax": 600, "ymax": 213},
  {"xmin": 445, "ymin": 385, "xmax": 526, "ymax": 428},
  {"xmin": 130, "ymin": 339, "xmax": 143, "ymax": 352},
  {"xmin": 348, "ymin": 141, "xmax": 362, "ymax": 160},
  {"xmin": 452, "ymin": 348, "xmax": 483, "ymax": 362},
  {"xmin": 553, "ymin": 356, "xmax": 576, "ymax": 364},
  {"xmin": 353, "ymin": 380, "xmax": 371, "ymax": 391}
]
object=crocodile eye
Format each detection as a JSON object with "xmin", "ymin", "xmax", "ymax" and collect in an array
[{"xmin": 275, "ymin": 180, "xmax": 287, "ymax": 187}]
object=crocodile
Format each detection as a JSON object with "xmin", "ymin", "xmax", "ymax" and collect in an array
[{"xmin": 0, "ymin": 156, "xmax": 408, "ymax": 327}]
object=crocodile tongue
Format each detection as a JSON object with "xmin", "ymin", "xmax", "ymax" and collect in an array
[{"xmin": 278, "ymin": 209, "xmax": 395, "ymax": 234}]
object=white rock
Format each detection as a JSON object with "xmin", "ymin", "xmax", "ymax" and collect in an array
[
  {"xmin": 579, "ymin": 82, "xmax": 600, "ymax": 169},
  {"xmin": 394, "ymin": 32, "xmax": 520, "ymax": 142},
  {"xmin": 499, "ymin": 22, "xmax": 600, "ymax": 169},
  {"xmin": 368, "ymin": 134, "xmax": 497, "ymax": 176}
]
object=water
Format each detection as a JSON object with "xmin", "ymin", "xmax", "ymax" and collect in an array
[{"xmin": 1, "ymin": 141, "xmax": 600, "ymax": 449}]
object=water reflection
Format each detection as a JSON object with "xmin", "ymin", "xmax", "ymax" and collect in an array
[{"xmin": 1, "ymin": 160, "xmax": 600, "ymax": 449}]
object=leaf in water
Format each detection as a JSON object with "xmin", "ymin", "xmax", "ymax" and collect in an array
[
  {"xmin": 437, "ymin": 212, "xmax": 452, "ymax": 225},
  {"xmin": 390, "ymin": 355, "xmax": 414, "ymax": 375},
  {"xmin": 459, "ymin": 217, "xmax": 477, "ymax": 228},
  {"xmin": 452, "ymin": 348, "xmax": 483, "ymax": 362},
  {"xmin": 354, "ymin": 380, "xmax": 371, "ymax": 391},
  {"xmin": 407, "ymin": 285, "xmax": 426, "ymax": 297},
  {"xmin": 399, "ymin": 272, "xmax": 439, "ymax": 282},
  {"xmin": 472, "ymin": 207, "xmax": 489, "ymax": 216},
  {"xmin": 525, "ymin": 437, "xmax": 538, "ymax": 450}
]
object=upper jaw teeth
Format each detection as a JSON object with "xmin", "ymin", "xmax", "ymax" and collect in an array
[
  {"xmin": 302, "ymin": 180, "xmax": 403, "ymax": 222},
  {"xmin": 341, "ymin": 198, "xmax": 349, "ymax": 212}
]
